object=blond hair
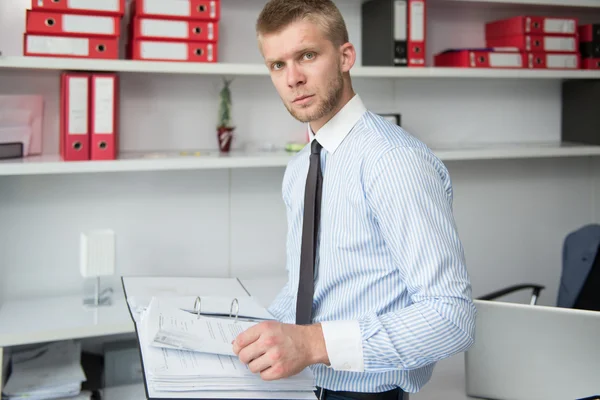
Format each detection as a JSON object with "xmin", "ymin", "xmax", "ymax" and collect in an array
[{"xmin": 256, "ymin": 0, "xmax": 349, "ymax": 48}]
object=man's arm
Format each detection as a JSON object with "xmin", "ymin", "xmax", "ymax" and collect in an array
[
  {"xmin": 267, "ymin": 280, "xmax": 294, "ymax": 322},
  {"xmin": 321, "ymin": 145, "xmax": 476, "ymax": 373}
]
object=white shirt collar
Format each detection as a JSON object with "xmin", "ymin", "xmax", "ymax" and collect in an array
[{"xmin": 307, "ymin": 94, "xmax": 367, "ymax": 154}]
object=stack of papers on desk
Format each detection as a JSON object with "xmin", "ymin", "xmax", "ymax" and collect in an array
[
  {"xmin": 2, "ymin": 340, "xmax": 87, "ymax": 400},
  {"xmin": 131, "ymin": 295, "xmax": 317, "ymax": 399}
]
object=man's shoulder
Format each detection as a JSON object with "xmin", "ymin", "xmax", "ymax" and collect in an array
[{"xmin": 355, "ymin": 111, "xmax": 442, "ymax": 168}]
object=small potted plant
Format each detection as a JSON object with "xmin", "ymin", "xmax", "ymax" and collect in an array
[{"xmin": 217, "ymin": 78, "xmax": 235, "ymax": 152}]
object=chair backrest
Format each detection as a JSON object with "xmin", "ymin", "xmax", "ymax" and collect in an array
[{"xmin": 558, "ymin": 223, "xmax": 600, "ymax": 310}]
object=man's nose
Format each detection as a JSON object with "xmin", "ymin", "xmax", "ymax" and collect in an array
[{"xmin": 286, "ymin": 64, "xmax": 306, "ymax": 88}]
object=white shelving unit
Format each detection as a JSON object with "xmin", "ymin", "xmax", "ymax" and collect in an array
[
  {"xmin": 1, "ymin": 0, "xmax": 600, "ymax": 397},
  {"xmin": 1, "ymin": 55, "xmax": 600, "ymax": 79},
  {"xmin": 0, "ymin": 142, "xmax": 599, "ymax": 176}
]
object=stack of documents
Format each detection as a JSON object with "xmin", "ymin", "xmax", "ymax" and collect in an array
[
  {"xmin": 2, "ymin": 340, "xmax": 87, "ymax": 400},
  {"xmin": 128, "ymin": 293, "xmax": 317, "ymax": 399}
]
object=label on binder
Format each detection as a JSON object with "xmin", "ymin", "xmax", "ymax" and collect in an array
[
  {"xmin": 27, "ymin": 35, "xmax": 89, "ymax": 56},
  {"xmin": 63, "ymin": 14, "xmax": 115, "ymax": 35},
  {"xmin": 544, "ymin": 18, "xmax": 576, "ymax": 34},
  {"xmin": 141, "ymin": 19, "xmax": 188, "ymax": 38},
  {"xmin": 141, "ymin": 41, "xmax": 187, "ymax": 60},
  {"xmin": 68, "ymin": 0, "xmax": 120, "ymax": 12},
  {"xmin": 488, "ymin": 53, "xmax": 522, "ymax": 67}
]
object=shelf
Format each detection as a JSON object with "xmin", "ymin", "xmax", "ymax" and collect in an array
[
  {"xmin": 0, "ymin": 142, "xmax": 599, "ymax": 176},
  {"xmin": 1, "ymin": 56, "xmax": 600, "ymax": 80},
  {"xmin": 0, "ymin": 295, "xmax": 134, "ymax": 348}
]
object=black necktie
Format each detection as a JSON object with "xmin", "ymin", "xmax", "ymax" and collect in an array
[{"xmin": 296, "ymin": 139, "xmax": 323, "ymax": 325}]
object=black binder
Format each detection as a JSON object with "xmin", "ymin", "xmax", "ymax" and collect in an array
[{"xmin": 361, "ymin": 0, "xmax": 408, "ymax": 66}]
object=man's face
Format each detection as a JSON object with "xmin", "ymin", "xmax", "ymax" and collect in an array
[{"xmin": 259, "ymin": 19, "xmax": 344, "ymax": 124}]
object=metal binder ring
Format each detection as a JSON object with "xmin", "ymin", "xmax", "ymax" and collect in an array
[
  {"xmin": 230, "ymin": 298, "xmax": 239, "ymax": 323},
  {"xmin": 194, "ymin": 296, "xmax": 202, "ymax": 320}
]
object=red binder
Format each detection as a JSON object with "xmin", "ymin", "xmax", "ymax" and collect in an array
[
  {"xmin": 134, "ymin": 0, "xmax": 220, "ymax": 22},
  {"xmin": 130, "ymin": 39, "xmax": 217, "ymax": 62},
  {"xmin": 60, "ymin": 72, "xmax": 90, "ymax": 161},
  {"xmin": 90, "ymin": 73, "xmax": 118, "ymax": 161},
  {"xmin": 486, "ymin": 34, "xmax": 577, "ymax": 53},
  {"xmin": 578, "ymin": 24, "xmax": 600, "ymax": 42},
  {"xmin": 24, "ymin": 34, "xmax": 119, "ymax": 59},
  {"xmin": 26, "ymin": 10, "xmax": 120, "ymax": 38},
  {"xmin": 486, "ymin": 16, "xmax": 578, "ymax": 39},
  {"xmin": 31, "ymin": 0, "xmax": 125, "ymax": 16},
  {"xmin": 525, "ymin": 53, "xmax": 580, "ymax": 69},
  {"xmin": 582, "ymin": 58, "xmax": 600, "ymax": 70},
  {"xmin": 407, "ymin": 0, "xmax": 425, "ymax": 67},
  {"xmin": 434, "ymin": 49, "xmax": 523, "ymax": 68},
  {"xmin": 132, "ymin": 17, "xmax": 218, "ymax": 42}
]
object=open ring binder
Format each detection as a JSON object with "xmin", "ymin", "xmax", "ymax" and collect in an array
[{"xmin": 193, "ymin": 296, "xmax": 240, "ymax": 323}]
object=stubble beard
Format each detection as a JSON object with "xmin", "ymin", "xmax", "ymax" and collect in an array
[{"xmin": 285, "ymin": 71, "xmax": 344, "ymax": 124}]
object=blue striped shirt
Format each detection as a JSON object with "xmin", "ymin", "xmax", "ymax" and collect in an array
[{"xmin": 268, "ymin": 94, "xmax": 476, "ymax": 394}]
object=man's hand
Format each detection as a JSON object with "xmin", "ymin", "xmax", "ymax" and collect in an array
[{"xmin": 232, "ymin": 320, "xmax": 329, "ymax": 381}]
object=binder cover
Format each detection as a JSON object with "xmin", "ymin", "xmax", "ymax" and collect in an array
[
  {"xmin": 134, "ymin": 0, "xmax": 220, "ymax": 22},
  {"xmin": 578, "ymin": 24, "xmax": 600, "ymax": 43},
  {"xmin": 580, "ymin": 42, "xmax": 600, "ymax": 59},
  {"xmin": 26, "ymin": 10, "xmax": 120, "ymax": 38},
  {"xmin": 434, "ymin": 49, "xmax": 523, "ymax": 68},
  {"xmin": 120, "ymin": 276, "xmax": 317, "ymax": 400},
  {"xmin": 485, "ymin": 16, "xmax": 578, "ymax": 39},
  {"xmin": 582, "ymin": 58, "xmax": 600, "ymax": 70},
  {"xmin": 526, "ymin": 53, "xmax": 580, "ymax": 69},
  {"xmin": 486, "ymin": 34, "xmax": 577, "ymax": 53},
  {"xmin": 407, "ymin": 0, "xmax": 425, "ymax": 67},
  {"xmin": 133, "ymin": 17, "xmax": 218, "ymax": 43},
  {"xmin": 130, "ymin": 39, "xmax": 217, "ymax": 62},
  {"xmin": 90, "ymin": 73, "xmax": 118, "ymax": 161},
  {"xmin": 60, "ymin": 72, "xmax": 90, "ymax": 161},
  {"xmin": 31, "ymin": 0, "xmax": 125, "ymax": 16},
  {"xmin": 362, "ymin": 0, "xmax": 408, "ymax": 66},
  {"xmin": 24, "ymin": 34, "xmax": 119, "ymax": 59}
]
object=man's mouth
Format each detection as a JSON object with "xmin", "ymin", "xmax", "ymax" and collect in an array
[{"xmin": 293, "ymin": 95, "xmax": 314, "ymax": 103}]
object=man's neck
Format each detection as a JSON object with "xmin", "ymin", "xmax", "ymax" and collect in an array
[{"xmin": 310, "ymin": 87, "xmax": 355, "ymax": 133}]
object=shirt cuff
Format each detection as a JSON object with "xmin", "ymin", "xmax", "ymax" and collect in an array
[{"xmin": 320, "ymin": 320, "xmax": 365, "ymax": 372}]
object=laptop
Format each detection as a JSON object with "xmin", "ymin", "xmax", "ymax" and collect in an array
[{"xmin": 465, "ymin": 299, "xmax": 600, "ymax": 400}]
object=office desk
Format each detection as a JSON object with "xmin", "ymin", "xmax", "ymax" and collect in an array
[{"xmin": 239, "ymin": 276, "xmax": 480, "ymax": 400}]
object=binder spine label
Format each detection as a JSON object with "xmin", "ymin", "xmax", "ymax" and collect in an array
[
  {"xmin": 68, "ymin": 77, "xmax": 89, "ymax": 135},
  {"xmin": 210, "ymin": 1, "xmax": 217, "ymax": 18},
  {"xmin": 393, "ymin": 0, "xmax": 407, "ymax": 66},
  {"xmin": 409, "ymin": 1, "xmax": 424, "ymax": 42},
  {"xmin": 142, "ymin": 19, "xmax": 188, "ymax": 38},
  {"xmin": 547, "ymin": 54, "xmax": 578, "ymax": 68},
  {"xmin": 63, "ymin": 14, "xmax": 115, "ymax": 35},
  {"xmin": 143, "ymin": 0, "xmax": 190, "ymax": 17},
  {"xmin": 27, "ymin": 35, "xmax": 89, "ymax": 56},
  {"xmin": 544, "ymin": 37, "xmax": 576, "ymax": 52},
  {"xmin": 544, "ymin": 18, "xmax": 576, "ymax": 34},
  {"xmin": 68, "ymin": 0, "xmax": 120, "ymax": 12},
  {"xmin": 141, "ymin": 41, "xmax": 187, "ymax": 60},
  {"xmin": 488, "ymin": 53, "xmax": 522, "ymax": 67},
  {"xmin": 93, "ymin": 77, "xmax": 114, "ymax": 135}
]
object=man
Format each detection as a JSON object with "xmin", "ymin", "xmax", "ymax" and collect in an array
[{"xmin": 232, "ymin": 1, "xmax": 477, "ymax": 399}]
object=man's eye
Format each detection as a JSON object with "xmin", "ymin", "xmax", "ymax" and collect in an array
[
  {"xmin": 272, "ymin": 62, "xmax": 284, "ymax": 70},
  {"xmin": 304, "ymin": 52, "xmax": 315, "ymax": 60}
]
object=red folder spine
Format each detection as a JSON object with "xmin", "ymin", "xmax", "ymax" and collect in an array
[
  {"xmin": 407, "ymin": 0, "xmax": 425, "ymax": 67},
  {"xmin": 131, "ymin": 39, "xmax": 217, "ymax": 62},
  {"xmin": 133, "ymin": 17, "xmax": 218, "ymax": 43},
  {"xmin": 60, "ymin": 72, "xmax": 90, "ymax": 161},
  {"xmin": 90, "ymin": 73, "xmax": 118, "ymax": 161},
  {"xmin": 24, "ymin": 34, "xmax": 119, "ymax": 59},
  {"xmin": 486, "ymin": 34, "xmax": 577, "ymax": 53},
  {"xmin": 486, "ymin": 16, "xmax": 578, "ymax": 39},
  {"xmin": 31, "ymin": 0, "xmax": 126, "ymax": 16},
  {"xmin": 526, "ymin": 53, "xmax": 580, "ymax": 69},
  {"xmin": 26, "ymin": 10, "xmax": 120, "ymax": 38},
  {"xmin": 582, "ymin": 58, "xmax": 600, "ymax": 70},
  {"xmin": 135, "ymin": 0, "xmax": 220, "ymax": 22}
]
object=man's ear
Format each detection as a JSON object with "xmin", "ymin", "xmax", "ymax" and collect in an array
[{"xmin": 339, "ymin": 42, "xmax": 356, "ymax": 73}]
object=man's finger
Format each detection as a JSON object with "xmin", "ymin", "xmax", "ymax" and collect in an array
[
  {"xmin": 232, "ymin": 324, "xmax": 263, "ymax": 354},
  {"xmin": 237, "ymin": 340, "xmax": 267, "ymax": 365},
  {"xmin": 247, "ymin": 353, "xmax": 273, "ymax": 374}
]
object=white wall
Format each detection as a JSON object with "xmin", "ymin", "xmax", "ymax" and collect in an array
[{"xmin": 1, "ymin": 0, "xmax": 600, "ymax": 307}]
